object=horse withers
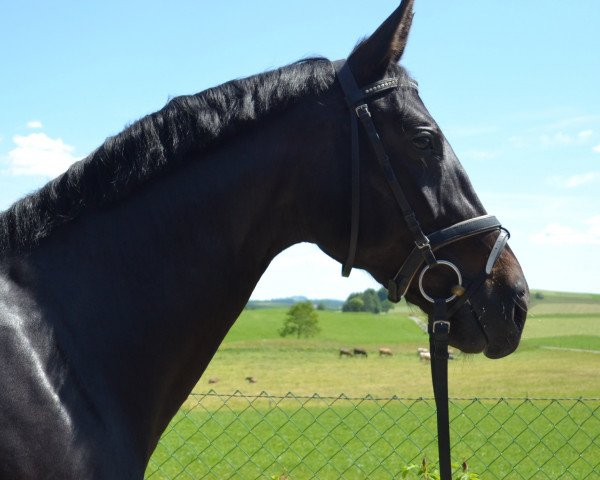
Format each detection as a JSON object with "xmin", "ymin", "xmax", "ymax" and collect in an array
[{"xmin": 0, "ymin": 1, "xmax": 527, "ymax": 478}]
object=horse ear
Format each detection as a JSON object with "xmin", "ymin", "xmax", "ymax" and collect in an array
[{"xmin": 347, "ymin": 0, "xmax": 414, "ymax": 86}]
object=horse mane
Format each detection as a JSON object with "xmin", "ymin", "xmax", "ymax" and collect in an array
[{"xmin": 0, "ymin": 58, "xmax": 334, "ymax": 253}]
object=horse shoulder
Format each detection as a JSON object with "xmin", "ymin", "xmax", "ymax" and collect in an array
[{"xmin": 0, "ymin": 274, "xmax": 138, "ymax": 479}]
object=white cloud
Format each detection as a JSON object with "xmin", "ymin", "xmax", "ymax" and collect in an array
[
  {"xmin": 461, "ymin": 149, "xmax": 499, "ymax": 161},
  {"xmin": 547, "ymin": 171, "xmax": 600, "ymax": 189},
  {"xmin": 578, "ymin": 129, "xmax": 593, "ymax": 140},
  {"xmin": 26, "ymin": 120, "xmax": 43, "ymax": 129},
  {"xmin": 512, "ymin": 127, "xmax": 595, "ymax": 150},
  {"xmin": 530, "ymin": 216, "xmax": 600, "ymax": 246},
  {"xmin": 564, "ymin": 172, "xmax": 600, "ymax": 188},
  {"xmin": 5, "ymin": 133, "xmax": 80, "ymax": 177},
  {"xmin": 508, "ymin": 135, "xmax": 530, "ymax": 149},
  {"xmin": 540, "ymin": 132, "xmax": 572, "ymax": 147},
  {"xmin": 593, "ymin": 144, "xmax": 600, "ymax": 153},
  {"xmin": 546, "ymin": 115, "xmax": 600, "ymax": 131},
  {"xmin": 445, "ymin": 125, "xmax": 498, "ymax": 138}
]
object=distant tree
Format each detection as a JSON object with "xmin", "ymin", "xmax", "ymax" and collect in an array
[
  {"xmin": 342, "ymin": 293, "xmax": 364, "ymax": 312},
  {"xmin": 342, "ymin": 288, "xmax": 393, "ymax": 314},
  {"xmin": 279, "ymin": 301, "xmax": 320, "ymax": 339},
  {"xmin": 316, "ymin": 302, "xmax": 326, "ymax": 311},
  {"xmin": 362, "ymin": 289, "xmax": 381, "ymax": 313},
  {"xmin": 377, "ymin": 287, "xmax": 393, "ymax": 313}
]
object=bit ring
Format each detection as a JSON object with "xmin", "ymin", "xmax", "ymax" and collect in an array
[{"xmin": 418, "ymin": 260, "xmax": 462, "ymax": 303}]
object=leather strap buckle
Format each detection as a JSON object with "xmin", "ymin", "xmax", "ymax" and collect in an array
[
  {"xmin": 432, "ymin": 320, "xmax": 451, "ymax": 334},
  {"xmin": 415, "ymin": 237, "xmax": 431, "ymax": 250},
  {"xmin": 355, "ymin": 104, "xmax": 371, "ymax": 118}
]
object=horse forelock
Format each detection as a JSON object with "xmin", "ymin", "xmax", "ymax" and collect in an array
[{"xmin": 0, "ymin": 58, "xmax": 334, "ymax": 253}]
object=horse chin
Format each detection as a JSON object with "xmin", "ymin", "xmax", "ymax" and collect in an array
[
  {"xmin": 451, "ymin": 298, "xmax": 525, "ymax": 360},
  {"xmin": 483, "ymin": 342, "xmax": 519, "ymax": 359},
  {"xmin": 447, "ymin": 307, "xmax": 488, "ymax": 355},
  {"xmin": 481, "ymin": 322, "xmax": 522, "ymax": 358}
]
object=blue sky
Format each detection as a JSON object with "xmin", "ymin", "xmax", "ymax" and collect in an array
[{"xmin": 1, "ymin": 1, "xmax": 599, "ymax": 299}]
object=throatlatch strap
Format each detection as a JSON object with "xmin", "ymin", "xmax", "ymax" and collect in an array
[
  {"xmin": 429, "ymin": 299, "xmax": 452, "ymax": 480},
  {"xmin": 334, "ymin": 61, "xmax": 361, "ymax": 277}
]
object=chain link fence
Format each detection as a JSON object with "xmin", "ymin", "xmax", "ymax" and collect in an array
[{"xmin": 145, "ymin": 391, "xmax": 600, "ymax": 479}]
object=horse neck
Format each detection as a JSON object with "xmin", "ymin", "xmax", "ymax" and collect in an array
[{"xmin": 22, "ymin": 91, "xmax": 343, "ymax": 458}]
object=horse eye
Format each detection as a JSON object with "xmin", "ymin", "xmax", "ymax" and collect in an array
[{"xmin": 412, "ymin": 134, "xmax": 432, "ymax": 150}]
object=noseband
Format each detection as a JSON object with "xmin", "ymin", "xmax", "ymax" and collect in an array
[{"xmin": 333, "ymin": 59, "xmax": 510, "ymax": 480}]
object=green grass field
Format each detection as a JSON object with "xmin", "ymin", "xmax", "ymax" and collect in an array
[
  {"xmin": 147, "ymin": 396, "xmax": 600, "ymax": 479},
  {"xmin": 147, "ymin": 291, "xmax": 600, "ymax": 479},
  {"xmin": 191, "ymin": 291, "xmax": 600, "ymax": 398}
]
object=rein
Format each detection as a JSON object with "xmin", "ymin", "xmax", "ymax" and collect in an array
[{"xmin": 333, "ymin": 60, "xmax": 509, "ymax": 480}]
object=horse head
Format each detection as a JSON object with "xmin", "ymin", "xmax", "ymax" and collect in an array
[{"xmin": 317, "ymin": 0, "xmax": 528, "ymax": 359}]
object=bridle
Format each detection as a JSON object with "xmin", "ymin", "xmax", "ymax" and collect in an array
[{"xmin": 333, "ymin": 59, "xmax": 510, "ymax": 480}]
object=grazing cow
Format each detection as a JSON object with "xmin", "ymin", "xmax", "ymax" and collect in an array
[
  {"xmin": 379, "ymin": 348, "xmax": 393, "ymax": 357},
  {"xmin": 419, "ymin": 350, "xmax": 454, "ymax": 361},
  {"xmin": 353, "ymin": 348, "xmax": 368, "ymax": 358},
  {"xmin": 245, "ymin": 376, "xmax": 257, "ymax": 383},
  {"xmin": 339, "ymin": 348, "xmax": 353, "ymax": 358},
  {"xmin": 417, "ymin": 347, "xmax": 428, "ymax": 355},
  {"xmin": 208, "ymin": 377, "xmax": 219, "ymax": 384}
]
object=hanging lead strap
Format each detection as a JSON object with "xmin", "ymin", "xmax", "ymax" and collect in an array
[{"xmin": 429, "ymin": 298, "xmax": 452, "ymax": 480}]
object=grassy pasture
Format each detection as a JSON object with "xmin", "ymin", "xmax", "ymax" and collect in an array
[
  {"xmin": 192, "ymin": 292, "xmax": 600, "ymax": 398},
  {"xmin": 147, "ymin": 396, "xmax": 600, "ymax": 479},
  {"xmin": 147, "ymin": 291, "xmax": 600, "ymax": 479}
]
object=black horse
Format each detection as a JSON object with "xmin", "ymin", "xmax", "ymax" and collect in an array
[{"xmin": 0, "ymin": 1, "xmax": 528, "ymax": 478}]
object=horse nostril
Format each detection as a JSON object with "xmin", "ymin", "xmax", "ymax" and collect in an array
[
  {"xmin": 513, "ymin": 301, "xmax": 527, "ymax": 333},
  {"xmin": 511, "ymin": 282, "xmax": 528, "ymax": 334}
]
